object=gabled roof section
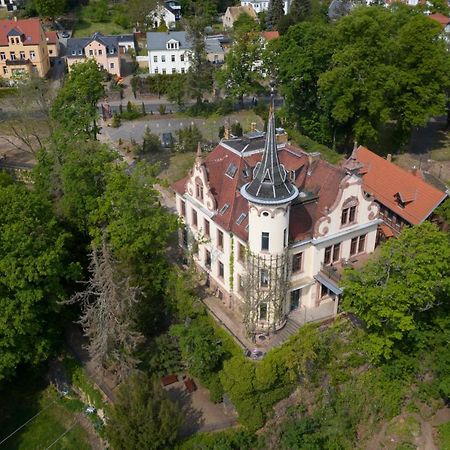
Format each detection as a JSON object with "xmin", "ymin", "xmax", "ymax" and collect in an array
[
  {"xmin": 352, "ymin": 146, "xmax": 447, "ymax": 225},
  {"xmin": 0, "ymin": 18, "xmax": 44, "ymax": 46},
  {"xmin": 146, "ymin": 31, "xmax": 192, "ymax": 51}
]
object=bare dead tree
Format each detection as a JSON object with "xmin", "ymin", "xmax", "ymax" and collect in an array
[
  {"xmin": 66, "ymin": 238, "xmax": 144, "ymax": 382},
  {"xmin": 1, "ymin": 78, "xmax": 54, "ymax": 155}
]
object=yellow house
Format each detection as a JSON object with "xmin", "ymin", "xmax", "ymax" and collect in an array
[{"xmin": 0, "ymin": 18, "xmax": 51, "ymax": 79}]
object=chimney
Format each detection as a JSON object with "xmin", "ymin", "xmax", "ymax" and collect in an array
[
  {"xmin": 386, "ymin": 153, "xmax": 392, "ymax": 162},
  {"xmin": 224, "ymin": 119, "xmax": 230, "ymax": 140},
  {"xmin": 411, "ymin": 165, "xmax": 417, "ymax": 176}
]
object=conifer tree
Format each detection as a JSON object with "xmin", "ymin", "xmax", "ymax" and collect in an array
[
  {"xmin": 267, "ymin": 0, "xmax": 285, "ymax": 30},
  {"xmin": 290, "ymin": 0, "xmax": 311, "ymax": 22}
]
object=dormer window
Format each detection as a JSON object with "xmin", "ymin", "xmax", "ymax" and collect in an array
[
  {"xmin": 341, "ymin": 197, "xmax": 359, "ymax": 226},
  {"xmin": 219, "ymin": 203, "xmax": 229, "ymax": 215},
  {"xmin": 167, "ymin": 40, "xmax": 179, "ymax": 50}
]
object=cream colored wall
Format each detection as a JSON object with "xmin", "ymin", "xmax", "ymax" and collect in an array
[{"xmin": 84, "ymin": 41, "xmax": 121, "ymax": 76}]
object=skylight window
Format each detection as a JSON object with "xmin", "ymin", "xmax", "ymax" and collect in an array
[
  {"xmin": 236, "ymin": 213, "xmax": 247, "ymax": 225},
  {"xmin": 219, "ymin": 203, "xmax": 230, "ymax": 215},
  {"xmin": 243, "ymin": 167, "xmax": 250, "ymax": 178},
  {"xmin": 225, "ymin": 163, "xmax": 238, "ymax": 178}
]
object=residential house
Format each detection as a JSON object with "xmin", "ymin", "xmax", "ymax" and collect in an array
[
  {"xmin": 223, "ymin": 6, "xmax": 258, "ymax": 29},
  {"xmin": 241, "ymin": 0, "xmax": 290, "ymax": 13},
  {"xmin": 173, "ymin": 109, "xmax": 380, "ymax": 338},
  {"xmin": 66, "ymin": 32, "xmax": 122, "ymax": 77},
  {"xmin": 429, "ymin": 13, "xmax": 450, "ymax": 43},
  {"xmin": 0, "ymin": 18, "xmax": 51, "ymax": 79},
  {"xmin": 146, "ymin": 31, "xmax": 191, "ymax": 75},
  {"xmin": 205, "ymin": 34, "xmax": 228, "ymax": 65},
  {"xmin": 45, "ymin": 31, "xmax": 60, "ymax": 64},
  {"xmin": 149, "ymin": 3, "xmax": 177, "ymax": 29},
  {"xmin": 344, "ymin": 146, "xmax": 447, "ymax": 240},
  {"xmin": 0, "ymin": 0, "xmax": 18, "ymax": 11},
  {"xmin": 116, "ymin": 34, "xmax": 136, "ymax": 53}
]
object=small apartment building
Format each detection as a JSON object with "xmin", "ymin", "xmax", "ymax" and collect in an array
[
  {"xmin": 173, "ymin": 109, "xmax": 381, "ymax": 338},
  {"xmin": 345, "ymin": 146, "xmax": 447, "ymax": 240},
  {"xmin": 0, "ymin": 18, "xmax": 50, "ymax": 79},
  {"xmin": 66, "ymin": 32, "xmax": 122, "ymax": 77},
  {"xmin": 241, "ymin": 0, "xmax": 290, "ymax": 13},
  {"xmin": 147, "ymin": 31, "xmax": 191, "ymax": 75}
]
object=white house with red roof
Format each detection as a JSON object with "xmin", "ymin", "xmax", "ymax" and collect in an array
[{"xmin": 173, "ymin": 107, "xmax": 381, "ymax": 338}]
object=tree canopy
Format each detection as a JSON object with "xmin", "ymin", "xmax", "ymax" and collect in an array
[
  {"xmin": 342, "ymin": 222, "xmax": 450, "ymax": 360},
  {"xmin": 51, "ymin": 60, "xmax": 105, "ymax": 139},
  {"xmin": 35, "ymin": 0, "xmax": 66, "ymax": 20},
  {"xmin": 0, "ymin": 177, "xmax": 77, "ymax": 382},
  {"xmin": 106, "ymin": 372, "xmax": 183, "ymax": 450}
]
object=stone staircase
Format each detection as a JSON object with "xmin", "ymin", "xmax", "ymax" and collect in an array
[{"xmin": 269, "ymin": 317, "xmax": 303, "ymax": 348}]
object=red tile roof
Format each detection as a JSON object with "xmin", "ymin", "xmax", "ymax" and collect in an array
[
  {"xmin": 353, "ymin": 146, "xmax": 447, "ymax": 225},
  {"xmin": 45, "ymin": 31, "xmax": 58, "ymax": 44},
  {"xmin": 0, "ymin": 18, "xmax": 44, "ymax": 46},
  {"xmin": 261, "ymin": 31, "xmax": 280, "ymax": 41},
  {"xmin": 429, "ymin": 13, "xmax": 450, "ymax": 27},
  {"xmin": 173, "ymin": 141, "xmax": 349, "ymax": 243}
]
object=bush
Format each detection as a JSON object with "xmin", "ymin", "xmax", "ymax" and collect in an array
[{"xmin": 176, "ymin": 125, "xmax": 203, "ymax": 153}]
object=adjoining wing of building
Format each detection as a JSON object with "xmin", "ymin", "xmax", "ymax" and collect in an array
[{"xmin": 173, "ymin": 108, "xmax": 381, "ymax": 338}]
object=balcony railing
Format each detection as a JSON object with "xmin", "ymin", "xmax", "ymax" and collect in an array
[{"xmin": 320, "ymin": 263, "xmax": 342, "ymax": 283}]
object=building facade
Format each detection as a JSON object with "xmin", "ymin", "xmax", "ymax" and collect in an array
[
  {"xmin": 0, "ymin": 18, "xmax": 51, "ymax": 79},
  {"xmin": 345, "ymin": 146, "xmax": 447, "ymax": 240},
  {"xmin": 146, "ymin": 31, "xmax": 191, "ymax": 74},
  {"xmin": 66, "ymin": 32, "xmax": 131, "ymax": 77},
  {"xmin": 223, "ymin": 6, "xmax": 258, "ymax": 28},
  {"xmin": 173, "ymin": 109, "xmax": 381, "ymax": 338},
  {"xmin": 240, "ymin": 0, "xmax": 290, "ymax": 14}
]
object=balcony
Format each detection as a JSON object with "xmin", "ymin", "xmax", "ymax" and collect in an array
[
  {"xmin": 6, "ymin": 58, "xmax": 31, "ymax": 66},
  {"xmin": 320, "ymin": 251, "xmax": 376, "ymax": 284}
]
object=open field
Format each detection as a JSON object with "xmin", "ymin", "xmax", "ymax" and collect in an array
[{"xmin": 0, "ymin": 372, "xmax": 90, "ymax": 450}]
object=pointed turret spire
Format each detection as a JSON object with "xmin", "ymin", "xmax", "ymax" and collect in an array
[{"xmin": 241, "ymin": 87, "xmax": 298, "ymax": 205}]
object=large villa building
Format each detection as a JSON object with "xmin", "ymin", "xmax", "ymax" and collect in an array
[{"xmin": 173, "ymin": 106, "xmax": 381, "ymax": 338}]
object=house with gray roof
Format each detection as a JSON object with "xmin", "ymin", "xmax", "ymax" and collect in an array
[
  {"xmin": 146, "ymin": 31, "xmax": 192, "ymax": 75},
  {"xmin": 66, "ymin": 32, "xmax": 135, "ymax": 77}
]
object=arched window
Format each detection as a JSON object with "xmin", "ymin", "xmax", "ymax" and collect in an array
[{"xmin": 341, "ymin": 197, "xmax": 359, "ymax": 226}]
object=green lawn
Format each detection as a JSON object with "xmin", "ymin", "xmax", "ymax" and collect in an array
[
  {"xmin": 72, "ymin": 2, "xmax": 129, "ymax": 38},
  {"xmin": 0, "ymin": 372, "xmax": 90, "ymax": 450},
  {"xmin": 439, "ymin": 421, "xmax": 450, "ymax": 450}
]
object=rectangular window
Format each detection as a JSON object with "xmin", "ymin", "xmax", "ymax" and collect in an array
[
  {"xmin": 238, "ymin": 243, "xmax": 245, "ymax": 262},
  {"xmin": 350, "ymin": 237, "xmax": 358, "ymax": 256},
  {"xmin": 204, "ymin": 219, "xmax": 210, "ymax": 237},
  {"xmin": 292, "ymin": 252, "xmax": 303, "ymax": 272},
  {"xmin": 3, "ymin": 67, "xmax": 7, "ymax": 74},
  {"xmin": 98, "ymin": 49, "xmax": 103, "ymax": 55},
  {"xmin": 0, "ymin": 52, "xmax": 5, "ymax": 60},
  {"xmin": 290, "ymin": 289, "xmax": 301, "ymax": 311},
  {"xmin": 154, "ymin": 55, "xmax": 158, "ymax": 62},
  {"xmin": 180, "ymin": 200, "xmax": 186, "ymax": 217},
  {"xmin": 172, "ymin": 68, "xmax": 176, "ymax": 74},
  {"xmin": 180, "ymin": 54, "xmax": 185, "ymax": 62},
  {"xmin": 162, "ymin": 69, "xmax": 166, "ymax": 74},
  {"xmin": 192, "ymin": 209, "xmax": 197, "ymax": 228},
  {"xmin": 205, "ymin": 250, "xmax": 211, "ymax": 269},
  {"xmin": 19, "ymin": 51, "xmax": 25, "ymax": 59},
  {"xmin": 89, "ymin": 49, "xmax": 93, "ymax": 56},
  {"xmin": 261, "ymin": 232, "xmax": 269, "ymax": 251},
  {"xmin": 218, "ymin": 230, "xmax": 223, "ymax": 249},
  {"xmin": 283, "ymin": 228, "xmax": 287, "ymax": 247},
  {"xmin": 341, "ymin": 208, "xmax": 349, "ymax": 225},
  {"xmin": 349, "ymin": 206, "xmax": 356, "ymax": 223},
  {"xmin": 324, "ymin": 243, "xmax": 340, "ymax": 265},
  {"xmin": 358, "ymin": 234, "xmax": 366, "ymax": 253},
  {"xmin": 110, "ymin": 62, "xmax": 114, "ymax": 69},
  {"xmin": 195, "ymin": 183, "xmax": 203, "ymax": 200},
  {"xmin": 238, "ymin": 274, "xmax": 244, "ymax": 292},
  {"xmin": 10, "ymin": 52, "xmax": 15, "ymax": 60},
  {"xmin": 154, "ymin": 68, "xmax": 158, "ymax": 74},
  {"xmin": 260, "ymin": 269, "xmax": 269, "ymax": 287},
  {"xmin": 259, "ymin": 303, "xmax": 268, "ymax": 320},
  {"xmin": 332, "ymin": 243, "xmax": 340, "ymax": 262},
  {"xmin": 181, "ymin": 67, "xmax": 185, "ymax": 73},
  {"xmin": 162, "ymin": 55, "xmax": 166, "ymax": 62},
  {"xmin": 171, "ymin": 54, "xmax": 175, "ymax": 62},
  {"xmin": 218, "ymin": 261, "xmax": 224, "ymax": 279}
]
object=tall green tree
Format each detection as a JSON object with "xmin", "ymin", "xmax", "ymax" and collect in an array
[
  {"xmin": 51, "ymin": 60, "xmax": 104, "ymax": 139},
  {"xmin": 185, "ymin": 16, "xmax": 214, "ymax": 105},
  {"xmin": 290, "ymin": 0, "xmax": 311, "ymax": 22},
  {"xmin": 106, "ymin": 372, "xmax": 183, "ymax": 450},
  {"xmin": 267, "ymin": 0, "xmax": 286, "ymax": 30},
  {"xmin": 342, "ymin": 222, "xmax": 450, "ymax": 361},
  {"xmin": 0, "ymin": 176, "xmax": 77, "ymax": 382},
  {"xmin": 35, "ymin": 0, "xmax": 66, "ymax": 20},
  {"xmin": 216, "ymin": 26, "xmax": 263, "ymax": 107}
]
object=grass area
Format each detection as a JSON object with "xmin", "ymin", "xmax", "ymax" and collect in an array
[
  {"xmin": 72, "ymin": 2, "xmax": 129, "ymax": 38},
  {"xmin": 430, "ymin": 146, "xmax": 450, "ymax": 162},
  {"xmin": 439, "ymin": 421, "xmax": 450, "ymax": 450},
  {"xmin": 158, "ymin": 152, "xmax": 196, "ymax": 185},
  {"xmin": 0, "ymin": 372, "xmax": 90, "ymax": 450},
  {"xmin": 287, "ymin": 127, "xmax": 343, "ymax": 164},
  {"xmin": 385, "ymin": 415, "xmax": 421, "ymax": 444}
]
